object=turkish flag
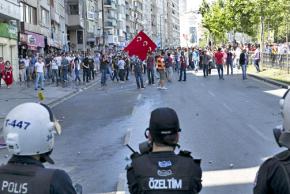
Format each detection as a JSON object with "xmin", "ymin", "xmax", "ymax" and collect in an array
[{"xmin": 124, "ymin": 31, "xmax": 157, "ymax": 61}]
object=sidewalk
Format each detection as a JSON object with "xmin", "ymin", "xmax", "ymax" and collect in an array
[
  {"xmin": 248, "ymin": 66, "xmax": 290, "ymax": 89},
  {"xmin": 0, "ymin": 79, "xmax": 99, "ymax": 147}
]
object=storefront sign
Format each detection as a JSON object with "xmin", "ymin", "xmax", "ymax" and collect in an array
[
  {"xmin": 25, "ymin": 31, "xmax": 45, "ymax": 48},
  {"xmin": 0, "ymin": 23, "xmax": 17, "ymax": 40},
  {"xmin": 19, "ymin": 33, "xmax": 28, "ymax": 44}
]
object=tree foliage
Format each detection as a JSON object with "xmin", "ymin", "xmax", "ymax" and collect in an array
[{"xmin": 199, "ymin": 0, "xmax": 290, "ymax": 44}]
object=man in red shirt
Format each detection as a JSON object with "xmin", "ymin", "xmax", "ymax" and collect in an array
[
  {"xmin": 0, "ymin": 57, "xmax": 5, "ymax": 87},
  {"xmin": 214, "ymin": 48, "xmax": 225, "ymax": 80}
]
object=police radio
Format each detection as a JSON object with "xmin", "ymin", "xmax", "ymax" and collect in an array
[
  {"xmin": 126, "ymin": 128, "xmax": 153, "ymax": 154},
  {"xmin": 126, "ymin": 141, "xmax": 152, "ymax": 155}
]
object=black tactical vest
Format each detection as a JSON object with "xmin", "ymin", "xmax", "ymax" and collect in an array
[
  {"xmin": 132, "ymin": 151, "xmax": 201, "ymax": 194},
  {"xmin": 274, "ymin": 150, "xmax": 290, "ymax": 191},
  {"xmin": 0, "ymin": 163, "xmax": 55, "ymax": 194}
]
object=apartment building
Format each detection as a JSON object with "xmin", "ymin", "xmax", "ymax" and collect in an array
[
  {"xmin": 0, "ymin": 0, "xmax": 20, "ymax": 80},
  {"xmin": 19, "ymin": 0, "xmax": 50, "ymax": 56},
  {"xmin": 169, "ymin": 0, "xmax": 180, "ymax": 47},
  {"xmin": 179, "ymin": 0, "xmax": 201, "ymax": 47},
  {"xmin": 66, "ymin": 0, "xmax": 84, "ymax": 51},
  {"xmin": 147, "ymin": 0, "xmax": 180, "ymax": 48},
  {"xmin": 50, "ymin": 0, "xmax": 67, "ymax": 51}
]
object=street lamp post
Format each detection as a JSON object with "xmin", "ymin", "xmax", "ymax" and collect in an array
[
  {"xmin": 159, "ymin": 14, "xmax": 163, "ymax": 49},
  {"xmin": 102, "ymin": 0, "xmax": 105, "ymax": 50}
]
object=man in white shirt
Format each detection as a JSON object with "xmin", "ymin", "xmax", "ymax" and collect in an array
[
  {"xmin": 34, "ymin": 57, "xmax": 45, "ymax": 90},
  {"xmin": 118, "ymin": 57, "xmax": 125, "ymax": 82},
  {"xmin": 51, "ymin": 56, "xmax": 59, "ymax": 84}
]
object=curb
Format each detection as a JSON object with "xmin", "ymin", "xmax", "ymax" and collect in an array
[{"xmin": 248, "ymin": 73, "xmax": 289, "ymax": 89}]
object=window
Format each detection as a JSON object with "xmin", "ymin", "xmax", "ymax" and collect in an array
[
  {"xmin": 25, "ymin": 5, "xmax": 30, "ymax": 23},
  {"xmin": 77, "ymin": 30, "xmax": 83, "ymax": 44},
  {"xmin": 69, "ymin": 4, "xmax": 79, "ymax": 15},
  {"xmin": 31, "ymin": 7, "xmax": 37, "ymax": 25},
  {"xmin": 20, "ymin": 3, "xmax": 24, "ymax": 22},
  {"xmin": 20, "ymin": 3, "xmax": 37, "ymax": 25},
  {"xmin": 41, "ymin": 8, "xmax": 49, "ymax": 26}
]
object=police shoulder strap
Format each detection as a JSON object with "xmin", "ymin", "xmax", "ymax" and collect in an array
[
  {"xmin": 275, "ymin": 150, "xmax": 290, "ymax": 161},
  {"xmin": 274, "ymin": 150, "xmax": 290, "ymax": 192},
  {"xmin": 178, "ymin": 150, "xmax": 201, "ymax": 165}
]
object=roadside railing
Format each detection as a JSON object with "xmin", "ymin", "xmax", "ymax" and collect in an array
[{"xmin": 262, "ymin": 53, "xmax": 290, "ymax": 71}]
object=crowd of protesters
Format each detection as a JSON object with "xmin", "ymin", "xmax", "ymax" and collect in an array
[{"xmin": 1, "ymin": 41, "xmax": 288, "ymax": 90}]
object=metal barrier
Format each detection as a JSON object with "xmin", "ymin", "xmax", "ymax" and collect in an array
[{"xmin": 262, "ymin": 53, "xmax": 290, "ymax": 70}]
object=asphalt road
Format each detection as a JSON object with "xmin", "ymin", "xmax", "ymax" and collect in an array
[{"xmin": 0, "ymin": 69, "xmax": 286, "ymax": 194}]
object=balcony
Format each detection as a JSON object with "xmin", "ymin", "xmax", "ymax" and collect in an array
[
  {"xmin": 104, "ymin": 20, "xmax": 117, "ymax": 28},
  {"xmin": 104, "ymin": 0, "xmax": 117, "ymax": 9},
  {"xmin": 67, "ymin": 15, "xmax": 84, "ymax": 29}
]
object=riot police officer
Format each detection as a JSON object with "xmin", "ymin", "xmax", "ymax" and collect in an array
[
  {"xmin": 127, "ymin": 107, "xmax": 202, "ymax": 194},
  {"xmin": 254, "ymin": 89, "xmax": 290, "ymax": 194},
  {"xmin": 0, "ymin": 102, "xmax": 77, "ymax": 194}
]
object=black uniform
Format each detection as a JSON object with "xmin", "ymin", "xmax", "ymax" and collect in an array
[
  {"xmin": 127, "ymin": 151, "xmax": 202, "ymax": 194},
  {"xmin": 254, "ymin": 150, "xmax": 290, "ymax": 194},
  {"xmin": 0, "ymin": 156, "xmax": 76, "ymax": 194}
]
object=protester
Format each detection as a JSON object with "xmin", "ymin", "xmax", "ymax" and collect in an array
[
  {"xmin": 146, "ymin": 52, "xmax": 155, "ymax": 85},
  {"xmin": 179, "ymin": 51, "xmax": 187, "ymax": 82},
  {"xmin": 82, "ymin": 54, "xmax": 90, "ymax": 83},
  {"xmin": 132, "ymin": 56, "xmax": 145, "ymax": 89},
  {"xmin": 118, "ymin": 56, "xmax": 126, "ymax": 82},
  {"xmin": 2, "ymin": 61, "xmax": 13, "ymax": 88},
  {"xmin": 253, "ymin": 46, "xmax": 261, "ymax": 72},
  {"xmin": 226, "ymin": 48, "xmax": 234, "ymax": 75},
  {"xmin": 165, "ymin": 52, "xmax": 173, "ymax": 82},
  {"xmin": 61, "ymin": 54, "xmax": 69, "ymax": 83},
  {"xmin": 19, "ymin": 57, "xmax": 26, "ymax": 83},
  {"xmin": 0, "ymin": 57, "xmax": 4, "ymax": 87},
  {"xmin": 74, "ymin": 56, "xmax": 81, "ymax": 84},
  {"xmin": 34, "ymin": 57, "xmax": 45, "ymax": 90},
  {"xmin": 239, "ymin": 49, "xmax": 248, "ymax": 80},
  {"xmin": 51, "ymin": 56, "xmax": 59, "ymax": 85},
  {"xmin": 214, "ymin": 48, "xmax": 225, "ymax": 80},
  {"xmin": 100, "ymin": 54, "xmax": 109, "ymax": 86},
  {"xmin": 156, "ymin": 52, "xmax": 167, "ymax": 90},
  {"xmin": 202, "ymin": 50, "xmax": 210, "ymax": 77}
]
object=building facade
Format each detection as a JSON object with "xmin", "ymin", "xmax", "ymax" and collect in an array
[
  {"xmin": 179, "ymin": 0, "xmax": 201, "ymax": 47},
  {"xmin": 0, "ymin": 0, "xmax": 182, "ymax": 69},
  {"xmin": 0, "ymin": 0, "xmax": 20, "ymax": 81}
]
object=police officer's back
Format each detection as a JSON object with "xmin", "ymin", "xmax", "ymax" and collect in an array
[
  {"xmin": 254, "ymin": 90, "xmax": 290, "ymax": 194},
  {"xmin": 0, "ymin": 103, "xmax": 77, "ymax": 194},
  {"xmin": 127, "ymin": 107, "xmax": 202, "ymax": 194}
]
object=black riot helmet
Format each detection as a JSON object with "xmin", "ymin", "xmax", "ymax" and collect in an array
[{"xmin": 147, "ymin": 107, "xmax": 181, "ymax": 147}]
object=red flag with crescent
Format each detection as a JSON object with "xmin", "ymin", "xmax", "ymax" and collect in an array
[{"xmin": 124, "ymin": 31, "xmax": 157, "ymax": 61}]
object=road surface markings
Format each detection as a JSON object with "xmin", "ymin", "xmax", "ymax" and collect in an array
[
  {"xmin": 246, "ymin": 124, "xmax": 272, "ymax": 142},
  {"xmin": 222, "ymin": 103, "xmax": 233, "ymax": 112},
  {"xmin": 208, "ymin": 91, "xmax": 216, "ymax": 97},
  {"xmin": 50, "ymin": 82, "xmax": 98, "ymax": 108},
  {"xmin": 264, "ymin": 88, "xmax": 287, "ymax": 97},
  {"xmin": 137, "ymin": 94, "xmax": 142, "ymax": 101},
  {"xmin": 203, "ymin": 166, "xmax": 259, "ymax": 187}
]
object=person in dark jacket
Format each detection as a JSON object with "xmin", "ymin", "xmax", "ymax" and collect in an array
[
  {"xmin": 178, "ymin": 51, "xmax": 187, "ymax": 81},
  {"xmin": 0, "ymin": 103, "xmax": 76, "ymax": 194},
  {"xmin": 254, "ymin": 89, "xmax": 290, "ymax": 194},
  {"xmin": 239, "ymin": 49, "xmax": 247, "ymax": 80},
  {"xmin": 127, "ymin": 107, "xmax": 202, "ymax": 194}
]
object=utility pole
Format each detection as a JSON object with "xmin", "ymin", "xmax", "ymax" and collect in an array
[
  {"xmin": 260, "ymin": 14, "xmax": 265, "ymax": 70},
  {"xmin": 286, "ymin": 13, "xmax": 289, "ymax": 74},
  {"xmin": 160, "ymin": 14, "xmax": 163, "ymax": 49},
  {"xmin": 102, "ymin": 0, "xmax": 105, "ymax": 51}
]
